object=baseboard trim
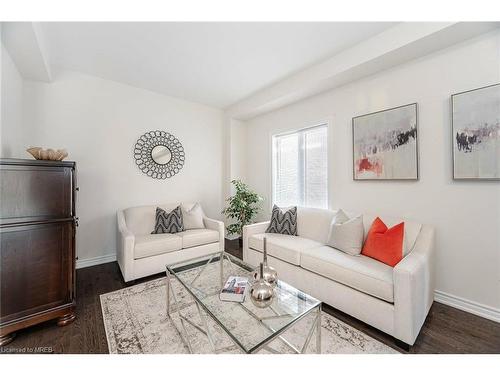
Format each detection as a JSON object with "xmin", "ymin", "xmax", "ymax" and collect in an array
[
  {"xmin": 434, "ymin": 290, "xmax": 500, "ymax": 323},
  {"xmin": 76, "ymin": 254, "xmax": 116, "ymax": 269}
]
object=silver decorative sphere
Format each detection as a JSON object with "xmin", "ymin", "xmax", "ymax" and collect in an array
[
  {"xmin": 250, "ymin": 263, "xmax": 275, "ymax": 308},
  {"xmin": 253, "ymin": 264, "xmax": 278, "ymax": 286}
]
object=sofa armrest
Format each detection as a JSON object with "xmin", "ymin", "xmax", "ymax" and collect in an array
[
  {"xmin": 117, "ymin": 210, "xmax": 136, "ymax": 282},
  {"xmin": 242, "ymin": 221, "xmax": 270, "ymax": 262},
  {"xmin": 203, "ymin": 216, "xmax": 225, "ymax": 252},
  {"xmin": 393, "ymin": 225, "xmax": 435, "ymax": 345}
]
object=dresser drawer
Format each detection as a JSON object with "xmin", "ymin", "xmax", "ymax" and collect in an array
[
  {"xmin": 0, "ymin": 164, "xmax": 73, "ymax": 224},
  {"xmin": 0, "ymin": 221, "xmax": 75, "ymax": 324}
]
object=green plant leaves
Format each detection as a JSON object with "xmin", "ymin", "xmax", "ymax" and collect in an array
[{"xmin": 221, "ymin": 180, "xmax": 263, "ymax": 236}]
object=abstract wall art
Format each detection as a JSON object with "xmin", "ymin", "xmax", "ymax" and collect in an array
[
  {"xmin": 452, "ymin": 83, "xmax": 500, "ymax": 180},
  {"xmin": 352, "ymin": 103, "xmax": 418, "ymax": 180}
]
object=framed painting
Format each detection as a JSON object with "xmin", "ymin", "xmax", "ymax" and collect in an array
[
  {"xmin": 352, "ymin": 103, "xmax": 418, "ymax": 180},
  {"xmin": 452, "ymin": 83, "xmax": 500, "ymax": 180}
]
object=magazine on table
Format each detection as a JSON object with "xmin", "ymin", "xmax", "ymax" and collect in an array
[{"xmin": 219, "ymin": 276, "xmax": 248, "ymax": 302}]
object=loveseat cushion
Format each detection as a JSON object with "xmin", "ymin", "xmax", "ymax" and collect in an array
[
  {"xmin": 182, "ymin": 203, "xmax": 205, "ymax": 230},
  {"xmin": 176, "ymin": 229, "xmax": 219, "ymax": 249},
  {"xmin": 124, "ymin": 203, "xmax": 180, "ymax": 235},
  {"xmin": 151, "ymin": 206, "xmax": 184, "ymax": 234},
  {"xmin": 134, "ymin": 233, "xmax": 182, "ymax": 259},
  {"xmin": 300, "ymin": 246, "xmax": 394, "ymax": 302},
  {"xmin": 249, "ymin": 233, "xmax": 322, "ymax": 265}
]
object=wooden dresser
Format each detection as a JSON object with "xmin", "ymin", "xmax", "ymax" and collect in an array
[{"xmin": 0, "ymin": 158, "xmax": 78, "ymax": 346}]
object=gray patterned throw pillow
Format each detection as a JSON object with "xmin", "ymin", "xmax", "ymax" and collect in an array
[
  {"xmin": 151, "ymin": 206, "xmax": 184, "ymax": 234},
  {"xmin": 265, "ymin": 205, "xmax": 298, "ymax": 236}
]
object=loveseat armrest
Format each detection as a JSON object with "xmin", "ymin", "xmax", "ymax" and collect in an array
[
  {"xmin": 393, "ymin": 225, "xmax": 435, "ymax": 345},
  {"xmin": 117, "ymin": 210, "xmax": 136, "ymax": 282},
  {"xmin": 203, "ymin": 216, "xmax": 225, "ymax": 252},
  {"xmin": 242, "ymin": 221, "xmax": 270, "ymax": 262}
]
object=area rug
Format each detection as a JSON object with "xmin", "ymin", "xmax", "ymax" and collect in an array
[{"xmin": 100, "ymin": 277, "xmax": 398, "ymax": 354}]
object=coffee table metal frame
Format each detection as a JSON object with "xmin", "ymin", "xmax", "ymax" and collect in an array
[{"xmin": 165, "ymin": 251, "xmax": 321, "ymax": 354}]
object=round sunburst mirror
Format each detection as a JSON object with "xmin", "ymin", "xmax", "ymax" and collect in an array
[
  {"xmin": 151, "ymin": 145, "xmax": 172, "ymax": 165},
  {"xmin": 133, "ymin": 130, "xmax": 185, "ymax": 179}
]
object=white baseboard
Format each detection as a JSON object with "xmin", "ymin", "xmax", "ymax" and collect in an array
[
  {"xmin": 76, "ymin": 253, "xmax": 116, "ymax": 269},
  {"xmin": 434, "ymin": 290, "xmax": 500, "ymax": 323}
]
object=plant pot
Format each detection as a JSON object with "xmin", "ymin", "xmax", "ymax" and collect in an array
[{"xmin": 238, "ymin": 237, "xmax": 243, "ymax": 249}]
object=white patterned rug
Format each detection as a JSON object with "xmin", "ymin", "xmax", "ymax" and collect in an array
[{"xmin": 100, "ymin": 277, "xmax": 398, "ymax": 354}]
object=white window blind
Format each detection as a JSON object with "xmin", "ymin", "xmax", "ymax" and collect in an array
[{"xmin": 272, "ymin": 124, "xmax": 328, "ymax": 209}]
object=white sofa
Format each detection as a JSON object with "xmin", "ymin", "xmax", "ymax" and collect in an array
[
  {"xmin": 117, "ymin": 202, "xmax": 224, "ymax": 282},
  {"xmin": 243, "ymin": 207, "xmax": 435, "ymax": 346}
]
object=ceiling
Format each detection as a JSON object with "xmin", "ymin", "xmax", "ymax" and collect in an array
[{"xmin": 39, "ymin": 22, "xmax": 397, "ymax": 108}]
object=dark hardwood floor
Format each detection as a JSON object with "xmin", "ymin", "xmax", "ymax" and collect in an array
[{"xmin": 2, "ymin": 239, "xmax": 499, "ymax": 354}]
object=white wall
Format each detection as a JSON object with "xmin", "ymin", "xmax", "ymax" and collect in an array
[
  {"xmin": 243, "ymin": 31, "xmax": 500, "ymax": 313},
  {"xmin": 1, "ymin": 43, "xmax": 25, "ymax": 157},
  {"xmin": 229, "ymin": 118, "xmax": 247, "ymax": 183},
  {"xmin": 220, "ymin": 117, "xmax": 247, "ymax": 235},
  {"xmin": 20, "ymin": 70, "xmax": 224, "ymax": 264}
]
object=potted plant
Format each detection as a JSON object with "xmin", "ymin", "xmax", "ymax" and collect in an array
[{"xmin": 222, "ymin": 180, "xmax": 263, "ymax": 247}]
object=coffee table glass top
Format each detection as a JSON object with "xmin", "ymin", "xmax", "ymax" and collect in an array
[{"xmin": 166, "ymin": 252, "xmax": 321, "ymax": 353}]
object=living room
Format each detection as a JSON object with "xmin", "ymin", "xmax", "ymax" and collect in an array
[{"xmin": 1, "ymin": 0, "xmax": 499, "ymax": 372}]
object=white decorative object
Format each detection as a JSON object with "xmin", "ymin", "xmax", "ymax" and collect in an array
[
  {"xmin": 26, "ymin": 147, "xmax": 68, "ymax": 161},
  {"xmin": 181, "ymin": 202, "xmax": 205, "ymax": 230},
  {"xmin": 326, "ymin": 209, "xmax": 364, "ymax": 256}
]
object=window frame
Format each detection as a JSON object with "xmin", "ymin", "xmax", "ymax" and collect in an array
[{"xmin": 270, "ymin": 121, "xmax": 331, "ymax": 210}]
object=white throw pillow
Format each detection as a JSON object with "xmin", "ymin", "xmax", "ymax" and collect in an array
[
  {"xmin": 327, "ymin": 209, "xmax": 364, "ymax": 256},
  {"xmin": 181, "ymin": 203, "xmax": 205, "ymax": 230},
  {"xmin": 332, "ymin": 209, "xmax": 350, "ymax": 224}
]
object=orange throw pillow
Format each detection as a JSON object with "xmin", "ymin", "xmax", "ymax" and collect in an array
[{"xmin": 361, "ymin": 217, "xmax": 404, "ymax": 267}]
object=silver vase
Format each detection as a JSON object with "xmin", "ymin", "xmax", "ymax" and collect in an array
[
  {"xmin": 250, "ymin": 263, "xmax": 275, "ymax": 308},
  {"xmin": 253, "ymin": 237, "xmax": 278, "ymax": 286}
]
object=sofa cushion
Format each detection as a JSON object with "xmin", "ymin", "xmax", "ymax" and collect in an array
[
  {"xmin": 361, "ymin": 213, "xmax": 421, "ymax": 256},
  {"xmin": 266, "ymin": 205, "xmax": 298, "ymax": 235},
  {"xmin": 176, "ymin": 229, "xmax": 219, "ymax": 249},
  {"xmin": 361, "ymin": 217, "xmax": 405, "ymax": 267},
  {"xmin": 134, "ymin": 233, "xmax": 182, "ymax": 259},
  {"xmin": 300, "ymin": 246, "xmax": 394, "ymax": 302},
  {"xmin": 296, "ymin": 207, "xmax": 337, "ymax": 244},
  {"xmin": 249, "ymin": 233, "xmax": 322, "ymax": 265},
  {"xmin": 327, "ymin": 210, "xmax": 364, "ymax": 256}
]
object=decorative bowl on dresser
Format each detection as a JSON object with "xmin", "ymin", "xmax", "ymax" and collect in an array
[{"xmin": 0, "ymin": 158, "xmax": 78, "ymax": 346}]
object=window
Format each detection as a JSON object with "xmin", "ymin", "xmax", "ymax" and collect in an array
[{"xmin": 272, "ymin": 124, "xmax": 328, "ymax": 209}]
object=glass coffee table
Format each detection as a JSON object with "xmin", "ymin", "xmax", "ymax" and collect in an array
[{"xmin": 165, "ymin": 251, "xmax": 321, "ymax": 354}]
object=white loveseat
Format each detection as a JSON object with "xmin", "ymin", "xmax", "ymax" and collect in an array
[
  {"xmin": 117, "ymin": 202, "xmax": 224, "ymax": 282},
  {"xmin": 243, "ymin": 207, "xmax": 435, "ymax": 346}
]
